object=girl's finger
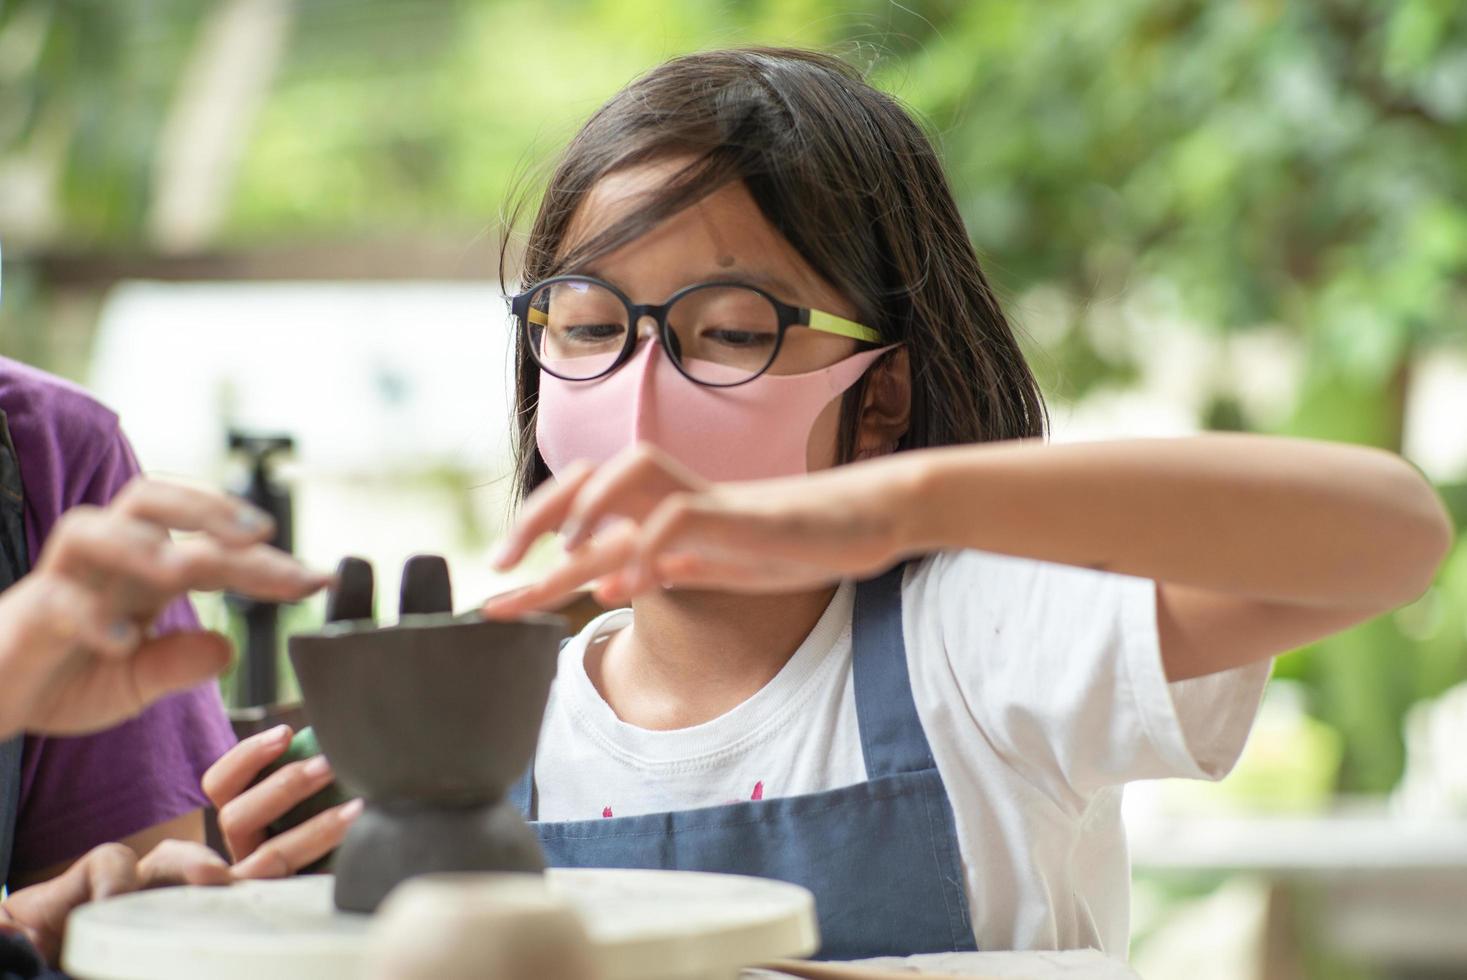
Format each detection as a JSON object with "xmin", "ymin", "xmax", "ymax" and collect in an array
[
  {"xmin": 595, "ymin": 552, "xmax": 758, "ymax": 604},
  {"xmin": 625, "ymin": 495, "xmax": 756, "ymax": 595},
  {"xmin": 215, "ymin": 755, "xmax": 336, "ymax": 863},
  {"xmin": 482, "ymin": 527, "xmax": 638, "ymax": 618},
  {"xmin": 202, "ymin": 724, "xmax": 294, "ymax": 809},
  {"xmin": 113, "ymin": 478, "xmax": 276, "ymax": 546},
  {"xmin": 491, "ymin": 461, "xmax": 596, "ymax": 570},
  {"xmin": 640, "ymin": 551, "xmax": 834, "ymax": 596},
  {"xmin": 561, "ymin": 445, "xmax": 705, "ymax": 551},
  {"xmin": 231, "ymin": 799, "xmax": 362, "ymax": 879}
]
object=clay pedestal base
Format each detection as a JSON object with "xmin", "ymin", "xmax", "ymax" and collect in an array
[{"xmin": 334, "ymin": 799, "xmax": 545, "ymax": 913}]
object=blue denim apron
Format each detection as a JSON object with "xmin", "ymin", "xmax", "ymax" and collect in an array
[
  {"xmin": 0, "ymin": 408, "xmax": 30, "ymax": 890},
  {"xmin": 508, "ymin": 565, "xmax": 979, "ymax": 960}
]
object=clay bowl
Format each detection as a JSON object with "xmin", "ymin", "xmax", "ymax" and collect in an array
[{"xmin": 288, "ymin": 613, "xmax": 566, "ymax": 805}]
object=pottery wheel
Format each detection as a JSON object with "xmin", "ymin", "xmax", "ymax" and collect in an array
[{"xmin": 62, "ymin": 869, "xmax": 818, "ymax": 980}]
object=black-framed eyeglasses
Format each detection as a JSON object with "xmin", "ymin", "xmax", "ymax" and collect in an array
[{"xmin": 508, "ymin": 275, "xmax": 883, "ymax": 388}]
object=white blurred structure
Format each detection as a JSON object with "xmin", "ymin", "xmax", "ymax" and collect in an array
[
  {"xmin": 1393, "ymin": 681, "xmax": 1467, "ymax": 819},
  {"xmin": 90, "ymin": 281, "xmax": 515, "ymax": 474},
  {"xmin": 88, "ymin": 281, "xmax": 529, "ymax": 615}
]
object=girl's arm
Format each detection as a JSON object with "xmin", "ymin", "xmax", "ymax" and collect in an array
[
  {"xmin": 901, "ymin": 435, "xmax": 1452, "ymax": 680},
  {"xmin": 484, "ymin": 436, "xmax": 1452, "ymax": 683}
]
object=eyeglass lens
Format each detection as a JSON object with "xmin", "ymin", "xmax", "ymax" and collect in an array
[{"xmin": 528, "ymin": 279, "xmax": 787, "ymax": 384}]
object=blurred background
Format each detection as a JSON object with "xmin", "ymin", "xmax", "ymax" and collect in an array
[{"xmin": 1, "ymin": 1, "xmax": 1464, "ymax": 977}]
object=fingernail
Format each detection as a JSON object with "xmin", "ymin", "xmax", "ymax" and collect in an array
[
  {"xmin": 304, "ymin": 755, "xmax": 332, "ymax": 778},
  {"xmin": 339, "ymin": 798, "xmax": 364, "ymax": 821},
  {"xmin": 235, "ymin": 507, "xmax": 272, "ymax": 534},
  {"xmin": 265, "ymin": 724, "xmax": 291, "ymax": 744},
  {"xmin": 297, "ymin": 566, "xmax": 332, "ymax": 586},
  {"xmin": 561, "ymin": 517, "xmax": 585, "ymax": 546},
  {"xmin": 489, "ymin": 540, "xmax": 513, "ymax": 569}
]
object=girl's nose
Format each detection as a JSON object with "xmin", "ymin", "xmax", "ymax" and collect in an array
[
  {"xmin": 633, "ymin": 319, "xmax": 682, "ymax": 362},
  {"xmin": 633, "ymin": 317, "xmax": 673, "ymax": 359}
]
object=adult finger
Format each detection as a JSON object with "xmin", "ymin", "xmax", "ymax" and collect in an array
[
  {"xmin": 112, "ymin": 478, "xmax": 276, "ymax": 546},
  {"xmin": 127, "ymin": 631, "xmax": 235, "ymax": 716},
  {"xmin": 164, "ymin": 538, "xmax": 330, "ymax": 603},
  {"xmin": 215, "ymin": 755, "xmax": 336, "ymax": 863},
  {"xmin": 7, "ymin": 573, "xmax": 142, "ymax": 662},
  {"xmin": 77, "ymin": 842, "xmax": 143, "ymax": 903},
  {"xmin": 37, "ymin": 507, "xmax": 170, "ymax": 585},
  {"xmin": 0, "ymin": 843, "xmax": 140, "ymax": 965},
  {"xmin": 202, "ymin": 725, "xmax": 294, "ymax": 810},
  {"xmin": 490, "ymin": 461, "xmax": 596, "ymax": 571},
  {"xmin": 231, "ymin": 799, "xmax": 362, "ymax": 879},
  {"xmin": 136, "ymin": 839, "xmax": 233, "ymax": 888},
  {"xmin": 41, "ymin": 511, "xmax": 325, "ymax": 615}
]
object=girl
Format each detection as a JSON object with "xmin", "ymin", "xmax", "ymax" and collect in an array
[{"xmin": 206, "ymin": 48, "xmax": 1451, "ymax": 960}]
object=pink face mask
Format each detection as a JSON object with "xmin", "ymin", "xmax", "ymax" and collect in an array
[{"xmin": 536, "ymin": 340, "xmax": 896, "ymax": 482}]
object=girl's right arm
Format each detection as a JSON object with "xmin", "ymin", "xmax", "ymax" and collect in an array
[{"xmin": 202, "ymin": 726, "xmax": 360, "ymax": 877}]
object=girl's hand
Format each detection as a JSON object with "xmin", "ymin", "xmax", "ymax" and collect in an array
[
  {"xmin": 202, "ymin": 726, "xmax": 361, "ymax": 878},
  {"xmin": 0, "ymin": 478, "xmax": 331, "ymax": 738},
  {"xmin": 0, "ymin": 840, "xmax": 231, "ymax": 965},
  {"xmin": 481, "ymin": 443, "xmax": 926, "ymax": 617}
]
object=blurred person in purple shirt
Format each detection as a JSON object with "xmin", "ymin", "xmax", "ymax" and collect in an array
[
  {"xmin": 0, "ymin": 355, "xmax": 329, "ymax": 971},
  {"xmin": 0, "ymin": 357, "xmax": 237, "ymax": 883}
]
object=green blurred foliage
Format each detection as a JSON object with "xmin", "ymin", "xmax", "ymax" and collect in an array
[{"xmin": 2, "ymin": 0, "xmax": 1465, "ymax": 793}]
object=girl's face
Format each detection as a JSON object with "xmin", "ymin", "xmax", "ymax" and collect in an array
[{"xmin": 559, "ymin": 159, "xmax": 866, "ymax": 471}]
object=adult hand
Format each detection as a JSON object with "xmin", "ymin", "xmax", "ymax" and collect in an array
[
  {"xmin": 202, "ymin": 725, "xmax": 361, "ymax": 879},
  {"xmin": 0, "ymin": 479, "xmax": 329, "ymax": 738},
  {"xmin": 0, "ymin": 840, "xmax": 230, "ymax": 965},
  {"xmin": 481, "ymin": 443, "xmax": 925, "ymax": 618}
]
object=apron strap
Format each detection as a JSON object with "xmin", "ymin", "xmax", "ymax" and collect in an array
[
  {"xmin": 852, "ymin": 562, "xmax": 937, "ymax": 778},
  {"xmin": 511, "ymin": 568, "xmax": 939, "ymax": 816},
  {"xmin": 0, "ymin": 406, "xmax": 31, "ymax": 889},
  {"xmin": 507, "ymin": 755, "xmax": 535, "ymax": 818}
]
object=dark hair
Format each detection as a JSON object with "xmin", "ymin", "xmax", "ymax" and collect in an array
[{"xmin": 501, "ymin": 46, "xmax": 1046, "ymax": 503}]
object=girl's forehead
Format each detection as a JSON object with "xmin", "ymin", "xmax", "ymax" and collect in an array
[{"xmin": 563, "ymin": 162, "xmax": 852, "ymax": 314}]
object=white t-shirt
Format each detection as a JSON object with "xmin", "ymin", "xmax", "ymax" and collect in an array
[{"xmin": 532, "ymin": 549, "xmax": 1271, "ymax": 955}]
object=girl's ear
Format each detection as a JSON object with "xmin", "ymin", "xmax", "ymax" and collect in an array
[{"xmin": 854, "ymin": 348, "xmax": 911, "ymax": 459}]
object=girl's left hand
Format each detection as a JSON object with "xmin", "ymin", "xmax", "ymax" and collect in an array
[{"xmin": 481, "ymin": 443, "xmax": 925, "ymax": 617}]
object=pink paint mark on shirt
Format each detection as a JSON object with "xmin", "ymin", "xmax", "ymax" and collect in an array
[
  {"xmin": 602, "ymin": 806, "xmax": 613, "ymax": 818},
  {"xmin": 751, "ymin": 781, "xmax": 764, "ymax": 801}
]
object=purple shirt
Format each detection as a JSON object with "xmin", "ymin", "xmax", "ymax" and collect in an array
[{"xmin": 0, "ymin": 356, "xmax": 236, "ymax": 874}]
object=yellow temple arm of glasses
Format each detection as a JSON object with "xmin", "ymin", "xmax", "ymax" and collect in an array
[
  {"xmin": 808, "ymin": 309, "xmax": 882, "ymax": 344},
  {"xmin": 527, "ymin": 305, "xmax": 881, "ymax": 343}
]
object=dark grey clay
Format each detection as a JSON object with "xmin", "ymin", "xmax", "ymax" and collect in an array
[{"xmin": 289, "ymin": 556, "xmax": 566, "ymax": 914}]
